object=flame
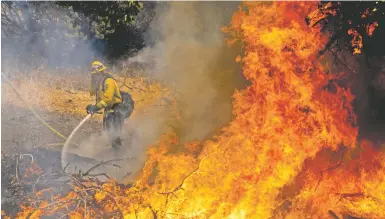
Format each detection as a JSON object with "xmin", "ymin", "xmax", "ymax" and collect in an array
[
  {"xmin": 306, "ymin": 2, "xmax": 337, "ymax": 27},
  {"xmin": 348, "ymin": 28, "xmax": 363, "ymax": 55},
  {"xmin": 23, "ymin": 162, "xmax": 43, "ymax": 179},
  {"xmin": 12, "ymin": 2, "xmax": 385, "ymax": 218},
  {"xmin": 307, "ymin": 2, "xmax": 381, "ymax": 56},
  {"xmin": 282, "ymin": 140, "xmax": 385, "ymax": 218},
  {"xmin": 366, "ymin": 21, "xmax": 379, "ymax": 36},
  {"xmin": 361, "ymin": 8, "xmax": 370, "ymax": 18}
]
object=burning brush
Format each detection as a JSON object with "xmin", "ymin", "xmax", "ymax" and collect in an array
[{"xmin": 6, "ymin": 1, "xmax": 385, "ymax": 219}]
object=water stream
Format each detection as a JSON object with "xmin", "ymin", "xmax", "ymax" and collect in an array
[{"xmin": 61, "ymin": 114, "xmax": 92, "ymax": 169}]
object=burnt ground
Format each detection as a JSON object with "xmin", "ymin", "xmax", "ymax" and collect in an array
[
  {"xmin": 1, "ymin": 104, "xmax": 101, "ymax": 216},
  {"xmin": 1, "ymin": 102, "xmax": 158, "ymax": 217}
]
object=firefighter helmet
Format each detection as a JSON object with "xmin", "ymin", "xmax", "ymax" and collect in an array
[{"xmin": 91, "ymin": 61, "xmax": 107, "ymax": 73}]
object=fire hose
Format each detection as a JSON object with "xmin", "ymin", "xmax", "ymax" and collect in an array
[
  {"xmin": 1, "ymin": 73, "xmax": 77, "ymax": 145},
  {"xmin": 2, "ymin": 74, "xmax": 125, "ymax": 171}
]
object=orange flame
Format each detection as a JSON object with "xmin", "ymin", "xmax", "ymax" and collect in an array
[
  {"xmin": 23, "ymin": 162, "xmax": 43, "ymax": 178},
  {"xmin": 348, "ymin": 28, "xmax": 363, "ymax": 55},
  {"xmin": 133, "ymin": 2, "xmax": 360, "ymax": 217},
  {"xmin": 366, "ymin": 21, "xmax": 379, "ymax": 36},
  {"xmin": 306, "ymin": 2, "xmax": 337, "ymax": 27},
  {"xmin": 361, "ymin": 8, "xmax": 370, "ymax": 18},
  {"xmin": 13, "ymin": 2, "xmax": 385, "ymax": 218}
]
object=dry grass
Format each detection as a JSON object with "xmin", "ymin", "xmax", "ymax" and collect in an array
[{"xmin": 2, "ymin": 70, "xmax": 172, "ymax": 119}]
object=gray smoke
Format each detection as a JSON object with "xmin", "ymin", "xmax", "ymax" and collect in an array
[
  {"xmin": 2, "ymin": 1, "xmax": 248, "ymax": 183},
  {"xmin": 1, "ymin": 2, "xmax": 96, "ymax": 73},
  {"xmin": 125, "ymin": 2, "xmax": 247, "ymax": 143},
  {"xmin": 71, "ymin": 2, "xmax": 248, "ymax": 182}
]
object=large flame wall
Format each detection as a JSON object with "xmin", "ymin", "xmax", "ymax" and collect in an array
[{"xmin": 133, "ymin": 2, "xmax": 364, "ymax": 218}]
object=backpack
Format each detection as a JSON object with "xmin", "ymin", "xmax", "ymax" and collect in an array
[
  {"xmin": 116, "ymin": 91, "xmax": 134, "ymax": 119},
  {"xmin": 101, "ymin": 76, "xmax": 134, "ymax": 119}
]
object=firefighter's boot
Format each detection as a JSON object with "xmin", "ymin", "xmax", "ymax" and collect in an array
[{"xmin": 112, "ymin": 137, "xmax": 122, "ymax": 148}]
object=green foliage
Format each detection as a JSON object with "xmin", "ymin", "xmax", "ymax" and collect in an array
[
  {"xmin": 1, "ymin": 1, "xmax": 149, "ymax": 69},
  {"xmin": 57, "ymin": 1, "xmax": 143, "ymax": 40},
  {"xmin": 1, "ymin": 2, "xmax": 90, "ymax": 68}
]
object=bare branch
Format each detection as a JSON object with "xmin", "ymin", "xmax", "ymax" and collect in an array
[
  {"xmin": 86, "ymin": 173, "xmax": 111, "ymax": 179},
  {"xmin": 148, "ymin": 205, "xmax": 158, "ymax": 219},
  {"xmin": 328, "ymin": 210, "xmax": 340, "ymax": 219},
  {"xmin": 158, "ymin": 159, "xmax": 202, "ymax": 196},
  {"xmin": 26, "ymin": 199, "xmax": 78, "ymax": 219},
  {"xmin": 315, "ymin": 159, "xmax": 343, "ymax": 191},
  {"xmin": 82, "ymin": 156, "xmax": 135, "ymax": 177},
  {"xmin": 20, "ymin": 153, "xmax": 34, "ymax": 163},
  {"xmin": 15, "ymin": 156, "xmax": 24, "ymax": 184},
  {"xmin": 328, "ymin": 48, "xmax": 358, "ymax": 74}
]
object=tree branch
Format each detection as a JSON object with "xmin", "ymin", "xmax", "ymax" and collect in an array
[{"xmin": 82, "ymin": 156, "xmax": 135, "ymax": 177}]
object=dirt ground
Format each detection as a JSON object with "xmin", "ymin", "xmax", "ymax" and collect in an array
[{"xmin": 1, "ymin": 102, "xmax": 100, "ymax": 214}]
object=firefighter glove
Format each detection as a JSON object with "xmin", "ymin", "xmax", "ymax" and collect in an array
[{"xmin": 86, "ymin": 104, "xmax": 99, "ymax": 114}]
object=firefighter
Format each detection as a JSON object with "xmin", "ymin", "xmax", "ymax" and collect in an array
[{"xmin": 86, "ymin": 61, "xmax": 124, "ymax": 148}]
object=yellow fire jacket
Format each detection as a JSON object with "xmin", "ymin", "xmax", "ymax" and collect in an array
[{"xmin": 95, "ymin": 76, "xmax": 122, "ymax": 110}]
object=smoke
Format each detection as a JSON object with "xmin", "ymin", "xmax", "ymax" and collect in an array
[
  {"xmin": 321, "ymin": 49, "xmax": 385, "ymax": 144},
  {"xmin": 1, "ymin": 2, "xmax": 97, "ymax": 154},
  {"xmin": 349, "ymin": 56, "xmax": 385, "ymax": 141},
  {"xmin": 126, "ymin": 2, "xmax": 247, "ymax": 142},
  {"xmin": 64, "ymin": 105, "xmax": 170, "ymax": 183},
  {"xmin": 1, "ymin": 2, "xmax": 101, "ymax": 181},
  {"xmin": 63, "ymin": 2, "xmax": 248, "ymax": 182},
  {"xmin": 1, "ymin": 2, "xmax": 96, "ymax": 73},
  {"xmin": 3, "ymin": 1, "xmax": 248, "ymax": 182}
]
